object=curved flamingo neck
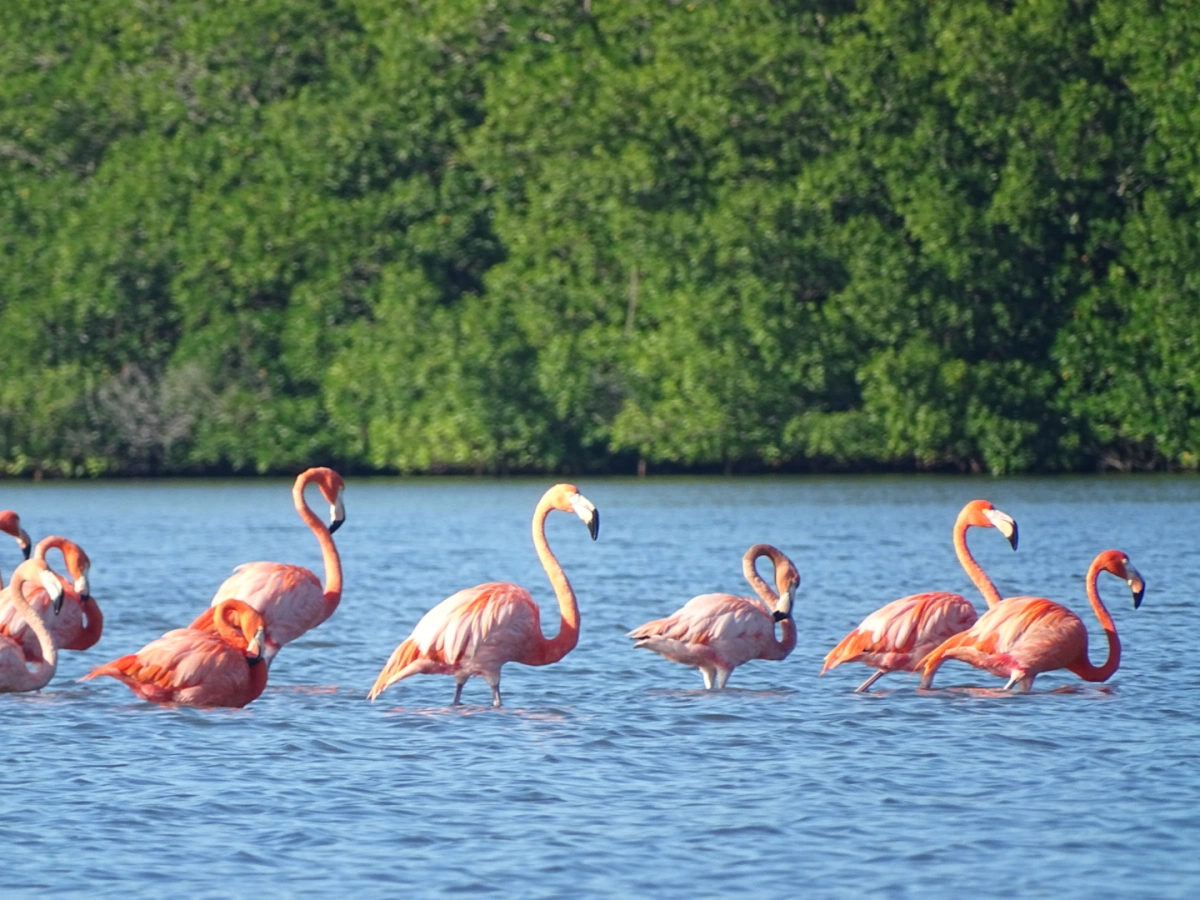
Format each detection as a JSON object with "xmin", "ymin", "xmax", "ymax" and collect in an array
[
  {"xmin": 524, "ymin": 496, "xmax": 580, "ymax": 667},
  {"xmin": 1069, "ymin": 558, "xmax": 1121, "ymax": 683},
  {"xmin": 211, "ymin": 604, "xmax": 248, "ymax": 651},
  {"xmin": 742, "ymin": 546, "xmax": 796, "ymax": 658},
  {"xmin": 742, "ymin": 545, "xmax": 780, "ymax": 605},
  {"xmin": 6, "ymin": 568, "xmax": 57, "ymax": 682},
  {"xmin": 294, "ymin": 471, "xmax": 342, "ymax": 615},
  {"xmin": 33, "ymin": 536, "xmax": 67, "ymax": 563},
  {"xmin": 952, "ymin": 515, "xmax": 1001, "ymax": 608},
  {"xmin": 67, "ymin": 595, "xmax": 104, "ymax": 651}
]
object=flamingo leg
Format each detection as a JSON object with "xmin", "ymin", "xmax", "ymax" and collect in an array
[
  {"xmin": 715, "ymin": 668, "xmax": 731, "ymax": 690},
  {"xmin": 700, "ymin": 668, "xmax": 715, "ymax": 690},
  {"xmin": 855, "ymin": 669, "xmax": 887, "ymax": 693},
  {"xmin": 490, "ymin": 683, "xmax": 502, "ymax": 707},
  {"xmin": 452, "ymin": 681, "xmax": 465, "ymax": 705}
]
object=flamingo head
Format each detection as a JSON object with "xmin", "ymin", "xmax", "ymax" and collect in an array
[
  {"xmin": 0, "ymin": 511, "xmax": 31, "ymax": 559},
  {"xmin": 962, "ymin": 500, "xmax": 1018, "ymax": 551},
  {"xmin": 547, "ymin": 484, "xmax": 600, "ymax": 540},
  {"xmin": 62, "ymin": 541, "xmax": 92, "ymax": 602},
  {"xmin": 306, "ymin": 468, "xmax": 346, "ymax": 534},
  {"xmin": 211, "ymin": 600, "xmax": 270, "ymax": 661},
  {"xmin": 773, "ymin": 558, "xmax": 801, "ymax": 621},
  {"xmin": 1099, "ymin": 550, "xmax": 1145, "ymax": 609}
]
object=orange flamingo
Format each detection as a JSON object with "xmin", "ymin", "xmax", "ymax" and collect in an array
[
  {"xmin": 82, "ymin": 600, "xmax": 268, "ymax": 707},
  {"xmin": 918, "ymin": 549, "xmax": 1144, "ymax": 692},
  {"xmin": 209, "ymin": 467, "xmax": 344, "ymax": 660},
  {"xmin": 0, "ymin": 536, "xmax": 96, "ymax": 661},
  {"xmin": 0, "ymin": 558, "xmax": 65, "ymax": 693},
  {"xmin": 821, "ymin": 500, "xmax": 1018, "ymax": 692},
  {"xmin": 368, "ymin": 483, "xmax": 599, "ymax": 707},
  {"xmin": 0, "ymin": 509, "xmax": 32, "ymax": 585},
  {"xmin": 627, "ymin": 544, "xmax": 800, "ymax": 689}
]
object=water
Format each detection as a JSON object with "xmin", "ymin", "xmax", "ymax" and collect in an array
[{"xmin": 1, "ymin": 475, "xmax": 1197, "ymax": 898}]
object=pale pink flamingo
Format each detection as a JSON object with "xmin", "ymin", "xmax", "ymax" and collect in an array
[
  {"xmin": 0, "ymin": 558, "xmax": 65, "ymax": 693},
  {"xmin": 918, "ymin": 549, "xmax": 1144, "ymax": 691},
  {"xmin": 209, "ymin": 467, "xmax": 344, "ymax": 660},
  {"xmin": 0, "ymin": 536, "xmax": 96, "ymax": 662},
  {"xmin": 627, "ymin": 544, "xmax": 799, "ymax": 689},
  {"xmin": 0, "ymin": 509, "xmax": 32, "ymax": 586},
  {"xmin": 368, "ymin": 483, "xmax": 599, "ymax": 707},
  {"xmin": 821, "ymin": 500, "xmax": 1018, "ymax": 692},
  {"xmin": 82, "ymin": 599, "xmax": 268, "ymax": 707}
]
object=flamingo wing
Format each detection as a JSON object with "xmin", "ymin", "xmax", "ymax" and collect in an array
[
  {"xmin": 630, "ymin": 593, "xmax": 770, "ymax": 644},
  {"xmin": 368, "ymin": 582, "xmax": 539, "ymax": 699},
  {"xmin": 211, "ymin": 562, "xmax": 325, "ymax": 648},
  {"xmin": 822, "ymin": 591, "xmax": 977, "ymax": 674}
]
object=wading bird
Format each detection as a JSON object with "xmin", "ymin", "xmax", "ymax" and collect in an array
[
  {"xmin": 0, "ymin": 510, "xmax": 32, "ymax": 586},
  {"xmin": 83, "ymin": 600, "xmax": 268, "ymax": 707},
  {"xmin": 0, "ymin": 559, "xmax": 64, "ymax": 693},
  {"xmin": 628, "ymin": 544, "xmax": 799, "ymax": 689},
  {"xmin": 918, "ymin": 549, "xmax": 1144, "ymax": 692},
  {"xmin": 821, "ymin": 500, "xmax": 1018, "ymax": 692},
  {"xmin": 368, "ymin": 483, "xmax": 599, "ymax": 707},
  {"xmin": 209, "ymin": 467, "xmax": 344, "ymax": 661},
  {"xmin": 0, "ymin": 537, "xmax": 96, "ymax": 661}
]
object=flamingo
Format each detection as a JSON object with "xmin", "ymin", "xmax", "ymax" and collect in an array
[
  {"xmin": 82, "ymin": 599, "xmax": 268, "ymax": 707},
  {"xmin": 0, "ymin": 509, "xmax": 32, "ymax": 586},
  {"xmin": 0, "ymin": 536, "xmax": 96, "ymax": 662},
  {"xmin": 821, "ymin": 499, "xmax": 1018, "ymax": 692},
  {"xmin": 368, "ymin": 483, "xmax": 599, "ymax": 707},
  {"xmin": 209, "ymin": 467, "xmax": 345, "ymax": 660},
  {"xmin": 627, "ymin": 544, "xmax": 800, "ymax": 689},
  {"xmin": 0, "ymin": 558, "xmax": 65, "ymax": 693},
  {"xmin": 918, "ymin": 549, "xmax": 1144, "ymax": 692}
]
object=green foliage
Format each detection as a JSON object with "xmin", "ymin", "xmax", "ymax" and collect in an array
[{"xmin": 0, "ymin": 0, "xmax": 1197, "ymax": 475}]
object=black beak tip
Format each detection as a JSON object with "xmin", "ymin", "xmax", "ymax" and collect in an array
[
  {"xmin": 588, "ymin": 512, "xmax": 600, "ymax": 541},
  {"xmin": 1133, "ymin": 588, "xmax": 1145, "ymax": 609},
  {"xmin": 329, "ymin": 517, "xmax": 344, "ymax": 535},
  {"xmin": 21, "ymin": 545, "xmax": 31, "ymax": 560},
  {"xmin": 53, "ymin": 597, "xmax": 64, "ymax": 615},
  {"xmin": 1008, "ymin": 526, "xmax": 1019, "ymax": 552}
]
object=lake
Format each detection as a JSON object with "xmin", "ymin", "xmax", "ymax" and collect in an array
[{"xmin": 1, "ymin": 475, "xmax": 1197, "ymax": 897}]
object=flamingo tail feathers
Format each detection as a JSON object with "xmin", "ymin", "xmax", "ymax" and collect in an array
[{"xmin": 367, "ymin": 639, "xmax": 423, "ymax": 700}]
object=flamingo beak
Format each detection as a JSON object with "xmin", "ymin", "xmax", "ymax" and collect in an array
[
  {"xmin": 984, "ymin": 508, "xmax": 1018, "ymax": 551},
  {"xmin": 774, "ymin": 583, "xmax": 796, "ymax": 621},
  {"xmin": 1126, "ymin": 564, "xmax": 1145, "ymax": 609},
  {"xmin": 247, "ymin": 626, "xmax": 266, "ymax": 665},
  {"xmin": 40, "ymin": 570, "xmax": 65, "ymax": 615},
  {"xmin": 18, "ymin": 529, "xmax": 31, "ymax": 559},
  {"xmin": 569, "ymin": 493, "xmax": 599, "ymax": 541},
  {"xmin": 329, "ymin": 495, "xmax": 346, "ymax": 534},
  {"xmin": 75, "ymin": 571, "xmax": 91, "ymax": 603}
]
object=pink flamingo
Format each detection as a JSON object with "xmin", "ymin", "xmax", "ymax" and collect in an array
[
  {"xmin": 209, "ymin": 467, "xmax": 344, "ymax": 660},
  {"xmin": 0, "ymin": 536, "xmax": 96, "ymax": 661},
  {"xmin": 0, "ymin": 509, "xmax": 32, "ymax": 585},
  {"xmin": 82, "ymin": 600, "xmax": 268, "ymax": 707},
  {"xmin": 627, "ymin": 544, "xmax": 800, "ymax": 689},
  {"xmin": 0, "ymin": 558, "xmax": 65, "ymax": 693},
  {"xmin": 821, "ymin": 500, "xmax": 1018, "ymax": 692},
  {"xmin": 918, "ymin": 549, "xmax": 1144, "ymax": 691},
  {"xmin": 368, "ymin": 483, "xmax": 599, "ymax": 707}
]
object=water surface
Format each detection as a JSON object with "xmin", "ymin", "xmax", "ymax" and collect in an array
[{"xmin": 1, "ymin": 476, "xmax": 1197, "ymax": 897}]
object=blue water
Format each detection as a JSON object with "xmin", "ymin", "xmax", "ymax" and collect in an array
[{"xmin": 1, "ymin": 476, "xmax": 1197, "ymax": 897}]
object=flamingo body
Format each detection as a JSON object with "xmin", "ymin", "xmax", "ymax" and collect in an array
[
  {"xmin": 918, "ymin": 550, "xmax": 1144, "ymax": 691},
  {"xmin": 629, "ymin": 593, "xmax": 788, "ymax": 688},
  {"xmin": 368, "ymin": 483, "xmax": 600, "ymax": 706},
  {"xmin": 211, "ymin": 562, "xmax": 325, "ymax": 649},
  {"xmin": 821, "ymin": 592, "xmax": 978, "ymax": 676},
  {"xmin": 85, "ymin": 600, "xmax": 268, "ymax": 707}
]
